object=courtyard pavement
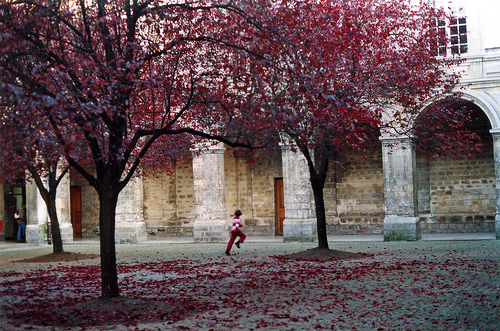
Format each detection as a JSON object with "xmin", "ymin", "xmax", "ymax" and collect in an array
[
  {"xmin": 0, "ymin": 233, "xmax": 498, "ymax": 330},
  {"xmin": 0, "ymin": 232, "xmax": 496, "ymax": 250}
]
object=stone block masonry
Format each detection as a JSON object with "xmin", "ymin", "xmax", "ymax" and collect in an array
[
  {"xmin": 421, "ymin": 141, "xmax": 496, "ymax": 234},
  {"xmin": 332, "ymin": 147, "xmax": 385, "ymax": 235},
  {"xmin": 36, "ymin": 128, "xmax": 499, "ymax": 243},
  {"xmin": 143, "ymin": 162, "xmax": 194, "ymax": 237}
]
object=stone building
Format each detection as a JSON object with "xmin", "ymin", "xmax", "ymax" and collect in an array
[{"xmin": 1, "ymin": 0, "xmax": 499, "ymax": 243}]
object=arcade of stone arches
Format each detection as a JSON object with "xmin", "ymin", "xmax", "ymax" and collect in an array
[{"xmin": 1, "ymin": 93, "xmax": 499, "ymax": 244}]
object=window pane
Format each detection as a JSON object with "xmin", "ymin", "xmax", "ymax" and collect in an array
[
  {"xmin": 434, "ymin": 1, "xmax": 467, "ymax": 56},
  {"xmin": 438, "ymin": 27, "xmax": 446, "ymax": 46}
]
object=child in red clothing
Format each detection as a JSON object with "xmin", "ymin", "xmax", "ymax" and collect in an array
[{"xmin": 225, "ymin": 210, "xmax": 246, "ymax": 256}]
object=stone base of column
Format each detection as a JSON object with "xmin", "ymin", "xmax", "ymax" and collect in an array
[
  {"xmin": 193, "ymin": 220, "xmax": 229, "ymax": 243},
  {"xmin": 26, "ymin": 224, "xmax": 49, "ymax": 244},
  {"xmin": 115, "ymin": 222, "xmax": 147, "ymax": 244},
  {"xmin": 59, "ymin": 223, "xmax": 74, "ymax": 244},
  {"xmin": 283, "ymin": 218, "xmax": 317, "ymax": 242},
  {"xmin": 383, "ymin": 216, "xmax": 421, "ymax": 241},
  {"xmin": 26, "ymin": 223, "xmax": 74, "ymax": 245}
]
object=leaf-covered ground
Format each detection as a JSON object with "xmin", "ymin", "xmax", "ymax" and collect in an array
[{"xmin": 0, "ymin": 240, "xmax": 498, "ymax": 330}]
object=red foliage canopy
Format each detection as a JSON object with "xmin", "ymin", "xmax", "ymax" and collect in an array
[{"xmin": 251, "ymin": 0, "xmax": 464, "ymax": 154}]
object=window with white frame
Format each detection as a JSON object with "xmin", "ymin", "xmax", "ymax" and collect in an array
[{"xmin": 435, "ymin": 0, "xmax": 468, "ymax": 56}]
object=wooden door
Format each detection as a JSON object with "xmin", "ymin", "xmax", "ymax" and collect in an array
[
  {"xmin": 275, "ymin": 178, "xmax": 285, "ymax": 235},
  {"xmin": 70, "ymin": 186, "xmax": 82, "ymax": 238}
]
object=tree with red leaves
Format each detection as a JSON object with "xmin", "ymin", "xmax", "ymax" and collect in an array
[
  {"xmin": 252, "ymin": 0, "xmax": 475, "ymax": 249},
  {"xmin": 0, "ymin": 103, "xmax": 70, "ymax": 254},
  {"xmin": 0, "ymin": 0, "xmax": 272, "ymax": 298}
]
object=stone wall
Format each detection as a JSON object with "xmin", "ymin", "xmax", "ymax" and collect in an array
[
  {"xmin": 66, "ymin": 138, "xmax": 496, "ymax": 239},
  {"xmin": 142, "ymin": 145, "xmax": 388, "ymax": 238},
  {"xmin": 142, "ymin": 148, "xmax": 283, "ymax": 238},
  {"xmin": 327, "ymin": 146, "xmax": 385, "ymax": 235},
  {"xmin": 143, "ymin": 162, "xmax": 194, "ymax": 237},
  {"xmin": 240, "ymin": 150, "xmax": 282, "ymax": 235},
  {"xmin": 420, "ymin": 144, "xmax": 496, "ymax": 233},
  {"xmin": 225, "ymin": 149, "xmax": 282, "ymax": 235}
]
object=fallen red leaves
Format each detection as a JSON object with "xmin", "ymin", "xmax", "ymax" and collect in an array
[{"xmin": 0, "ymin": 244, "xmax": 498, "ymax": 330}]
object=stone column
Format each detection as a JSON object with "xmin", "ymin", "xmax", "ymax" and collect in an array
[
  {"xmin": 381, "ymin": 136, "xmax": 421, "ymax": 241},
  {"xmin": 55, "ymin": 170, "xmax": 73, "ymax": 243},
  {"xmin": 491, "ymin": 130, "xmax": 500, "ymax": 239},
  {"xmin": 26, "ymin": 167, "xmax": 74, "ymax": 244},
  {"xmin": 25, "ymin": 174, "xmax": 48, "ymax": 244},
  {"xmin": 192, "ymin": 143, "xmax": 228, "ymax": 242},
  {"xmin": 281, "ymin": 143, "xmax": 317, "ymax": 242},
  {"xmin": 115, "ymin": 174, "xmax": 147, "ymax": 243}
]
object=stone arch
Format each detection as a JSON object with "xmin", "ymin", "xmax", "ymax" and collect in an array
[
  {"xmin": 418, "ymin": 90, "xmax": 500, "ymax": 130},
  {"xmin": 380, "ymin": 90, "xmax": 500, "ymax": 139},
  {"xmin": 458, "ymin": 90, "xmax": 500, "ymax": 130},
  {"xmin": 414, "ymin": 92, "xmax": 496, "ymax": 235}
]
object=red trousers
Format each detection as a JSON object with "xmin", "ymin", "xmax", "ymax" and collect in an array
[{"xmin": 226, "ymin": 230, "xmax": 246, "ymax": 250}]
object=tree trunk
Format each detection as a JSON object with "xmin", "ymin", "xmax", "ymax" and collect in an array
[
  {"xmin": 99, "ymin": 189, "xmax": 120, "ymax": 298},
  {"xmin": 46, "ymin": 194, "xmax": 64, "ymax": 254},
  {"xmin": 312, "ymin": 183, "xmax": 329, "ymax": 249},
  {"xmin": 305, "ymin": 150, "xmax": 330, "ymax": 250},
  {"xmin": 28, "ymin": 167, "xmax": 65, "ymax": 254}
]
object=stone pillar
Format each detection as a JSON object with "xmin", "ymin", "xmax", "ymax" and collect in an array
[
  {"xmin": 25, "ymin": 174, "xmax": 49, "ymax": 244},
  {"xmin": 491, "ymin": 130, "xmax": 500, "ymax": 239},
  {"xmin": 381, "ymin": 136, "xmax": 421, "ymax": 241},
  {"xmin": 115, "ymin": 174, "xmax": 147, "ymax": 243},
  {"xmin": 25, "ymin": 167, "xmax": 74, "ymax": 244},
  {"xmin": 55, "ymin": 170, "xmax": 73, "ymax": 243},
  {"xmin": 281, "ymin": 143, "xmax": 317, "ymax": 242},
  {"xmin": 192, "ymin": 143, "xmax": 228, "ymax": 242}
]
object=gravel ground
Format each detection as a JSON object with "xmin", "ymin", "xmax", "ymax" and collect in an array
[{"xmin": 0, "ymin": 239, "xmax": 499, "ymax": 330}]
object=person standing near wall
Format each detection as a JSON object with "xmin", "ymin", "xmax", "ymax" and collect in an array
[
  {"xmin": 16, "ymin": 204, "xmax": 26, "ymax": 243},
  {"xmin": 225, "ymin": 210, "xmax": 246, "ymax": 256}
]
